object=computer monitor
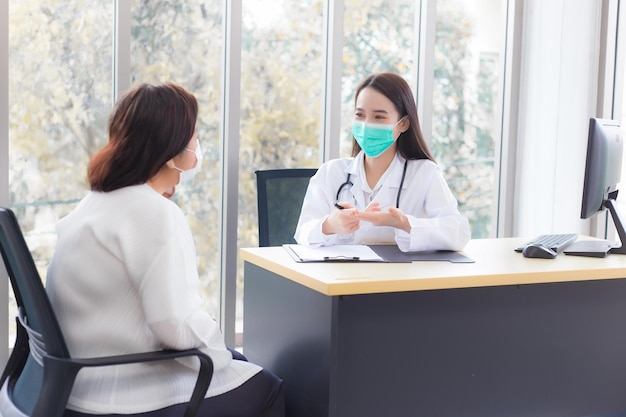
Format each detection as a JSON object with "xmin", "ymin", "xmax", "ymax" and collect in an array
[{"xmin": 576, "ymin": 117, "xmax": 626, "ymax": 255}]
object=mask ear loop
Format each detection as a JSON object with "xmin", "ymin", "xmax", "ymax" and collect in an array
[{"xmin": 393, "ymin": 116, "xmax": 408, "ymax": 141}]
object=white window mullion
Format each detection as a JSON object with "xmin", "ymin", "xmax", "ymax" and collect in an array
[
  {"xmin": 321, "ymin": 0, "xmax": 344, "ymax": 163},
  {"xmin": 0, "ymin": 0, "xmax": 9, "ymax": 368},
  {"xmin": 113, "ymin": 0, "xmax": 131, "ymax": 101},
  {"xmin": 415, "ymin": 0, "xmax": 436, "ymax": 146},
  {"xmin": 496, "ymin": 0, "xmax": 524, "ymax": 238},
  {"xmin": 220, "ymin": 0, "xmax": 242, "ymax": 347}
]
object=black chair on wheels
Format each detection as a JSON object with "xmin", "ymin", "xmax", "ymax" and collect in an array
[
  {"xmin": 0, "ymin": 207, "xmax": 214, "ymax": 417},
  {"xmin": 255, "ymin": 168, "xmax": 317, "ymax": 247}
]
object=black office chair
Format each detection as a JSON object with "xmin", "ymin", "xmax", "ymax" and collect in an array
[
  {"xmin": 0, "ymin": 207, "xmax": 214, "ymax": 417},
  {"xmin": 255, "ymin": 168, "xmax": 317, "ymax": 247}
]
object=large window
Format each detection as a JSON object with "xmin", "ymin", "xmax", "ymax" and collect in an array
[
  {"xmin": 130, "ymin": 0, "xmax": 225, "ymax": 318},
  {"xmin": 8, "ymin": 1, "xmax": 113, "ymax": 341},
  {"xmin": 618, "ymin": 27, "xmax": 626, "ymax": 234},
  {"xmin": 339, "ymin": 0, "xmax": 504, "ymax": 238},
  {"xmin": 4, "ymin": 0, "xmax": 509, "ymax": 349},
  {"xmin": 432, "ymin": 0, "xmax": 503, "ymax": 238},
  {"xmin": 237, "ymin": 0, "xmax": 324, "ymax": 334},
  {"xmin": 341, "ymin": 0, "xmax": 417, "ymax": 155},
  {"xmin": 600, "ymin": 0, "xmax": 625, "ymax": 240}
]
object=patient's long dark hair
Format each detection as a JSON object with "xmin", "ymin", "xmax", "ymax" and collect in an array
[{"xmin": 88, "ymin": 82, "xmax": 198, "ymax": 192}]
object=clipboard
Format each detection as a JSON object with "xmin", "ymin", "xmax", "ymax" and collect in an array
[{"xmin": 283, "ymin": 244, "xmax": 386, "ymax": 263}]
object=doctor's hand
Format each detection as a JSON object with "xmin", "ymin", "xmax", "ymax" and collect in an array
[
  {"xmin": 353, "ymin": 202, "xmax": 411, "ymax": 233},
  {"xmin": 322, "ymin": 202, "xmax": 361, "ymax": 235}
]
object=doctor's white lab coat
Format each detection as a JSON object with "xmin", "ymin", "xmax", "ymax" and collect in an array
[{"xmin": 294, "ymin": 152, "xmax": 471, "ymax": 252}]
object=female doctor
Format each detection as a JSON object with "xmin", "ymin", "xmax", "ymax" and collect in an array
[{"xmin": 294, "ymin": 72, "xmax": 471, "ymax": 252}]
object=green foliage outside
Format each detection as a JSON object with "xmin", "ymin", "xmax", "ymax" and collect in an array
[{"xmin": 7, "ymin": 0, "xmax": 499, "ymax": 332}]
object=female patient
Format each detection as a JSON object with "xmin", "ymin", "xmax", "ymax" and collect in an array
[
  {"xmin": 295, "ymin": 72, "xmax": 470, "ymax": 252},
  {"xmin": 46, "ymin": 82, "xmax": 284, "ymax": 417}
]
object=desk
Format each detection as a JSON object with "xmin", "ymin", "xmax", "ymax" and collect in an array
[{"xmin": 242, "ymin": 238, "xmax": 626, "ymax": 417}]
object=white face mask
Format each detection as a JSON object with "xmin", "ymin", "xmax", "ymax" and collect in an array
[{"xmin": 174, "ymin": 141, "xmax": 203, "ymax": 184}]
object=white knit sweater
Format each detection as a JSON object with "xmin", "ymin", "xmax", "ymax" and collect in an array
[{"xmin": 46, "ymin": 184, "xmax": 261, "ymax": 414}]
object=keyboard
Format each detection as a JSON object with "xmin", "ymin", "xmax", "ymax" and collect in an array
[{"xmin": 514, "ymin": 233, "xmax": 578, "ymax": 253}]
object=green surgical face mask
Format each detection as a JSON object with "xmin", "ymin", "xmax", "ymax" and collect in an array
[{"xmin": 352, "ymin": 119, "xmax": 402, "ymax": 158}]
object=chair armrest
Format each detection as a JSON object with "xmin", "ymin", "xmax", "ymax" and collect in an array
[
  {"xmin": 59, "ymin": 348, "xmax": 212, "ymax": 368},
  {"xmin": 45, "ymin": 349, "xmax": 213, "ymax": 417}
]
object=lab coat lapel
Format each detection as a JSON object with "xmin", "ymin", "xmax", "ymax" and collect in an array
[{"xmin": 349, "ymin": 153, "xmax": 406, "ymax": 210}]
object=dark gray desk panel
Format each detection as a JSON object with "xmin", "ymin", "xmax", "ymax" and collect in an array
[
  {"xmin": 244, "ymin": 263, "xmax": 334, "ymax": 417},
  {"xmin": 244, "ymin": 262, "xmax": 626, "ymax": 417},
  {"xmin": 332, "ymin": 280, "xmax": 626, "ymax": 417}
]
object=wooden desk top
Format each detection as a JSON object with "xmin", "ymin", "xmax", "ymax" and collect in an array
[{"xmin": 241, "ymin": 238, "xmax": 626, "ymax": 296}]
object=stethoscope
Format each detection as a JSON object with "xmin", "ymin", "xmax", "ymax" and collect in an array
[{"xmin": 335, "ymin": 160, "xmax": 408, "ymax": 209}]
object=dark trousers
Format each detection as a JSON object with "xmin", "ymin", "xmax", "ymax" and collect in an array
[{"xmin": 64, "ymin": 351, "xmax": 285, "ymax": 417}]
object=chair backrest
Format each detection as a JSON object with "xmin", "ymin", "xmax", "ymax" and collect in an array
[
  {"xmin": 255, "ymin": 168, "xmax": 317, "ymax": 247},
  {"xmin": 0, "ymin": 208, "xmax": 69, "ymax": 360},
  {"xmin": 0, "ymin": 208, "xmax": 215, "ymax": 417}
]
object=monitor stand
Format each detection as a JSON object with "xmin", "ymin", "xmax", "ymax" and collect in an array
[
  {"xmin": 564, "ymin": 197, "xmax": 626, "ymax": 257},
  {"xmin": 606, "ymin": 197, "xmax": 626, "ymax": 254}
]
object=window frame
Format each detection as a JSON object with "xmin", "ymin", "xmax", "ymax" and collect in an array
[
  {"xmin": 592, "ymin": 0, "xmax": 625, "ymax": 240},
  {"xmin": 0, "ymin": 0, "xmax": 533, "ymax": 358},
  {"xmin": 0, "ymin": 0, "xmax": 9, "ymax": 368}
]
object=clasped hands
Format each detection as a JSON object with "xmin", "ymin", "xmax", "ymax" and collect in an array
[{"xmin": 322, "ymin": 201, "xmax": 411, "ymax": 235}]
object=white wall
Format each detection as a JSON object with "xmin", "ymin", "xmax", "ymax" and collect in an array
[{"xmin": 514, "ymin": 0, "xmax": 602, "ymax": 237}]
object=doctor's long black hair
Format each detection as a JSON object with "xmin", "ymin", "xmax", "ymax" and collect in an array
[{"xmin": 351, "ymin": 72, "xmax": 436, "ymax": 163}]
